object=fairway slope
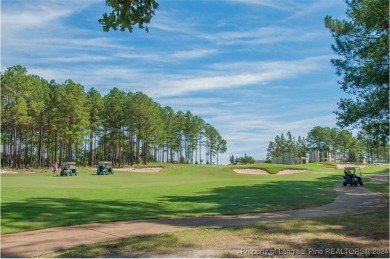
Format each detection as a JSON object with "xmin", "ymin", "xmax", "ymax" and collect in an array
[{"xmin": 115, "ymin": 167, "xmax": 164, "ymax": 173}]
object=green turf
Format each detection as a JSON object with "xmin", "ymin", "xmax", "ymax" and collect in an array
[{"xmin": 1, "ymin": 163, "xmax": 387, "ymax": 234}]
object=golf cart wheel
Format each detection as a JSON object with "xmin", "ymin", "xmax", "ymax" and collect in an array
[{"xmin": 343, "ymin": 183, "xmax": 347, "ymax": 186}]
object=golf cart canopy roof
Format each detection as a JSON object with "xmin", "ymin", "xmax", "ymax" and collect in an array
[
  {"xmin": 64, "ymin": 162, "xmax": 76, "ymax": 165},
  {"xmin": 98, "ymin": 161, "xmax": 112, "ymax": 165}
]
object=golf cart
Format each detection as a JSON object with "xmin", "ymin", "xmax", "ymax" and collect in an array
[
  {"xmin": 343, "ymin": 167, "xmax": 363, "ymax": 186},
  {"xmin": 97, "ymin": 161, "xmax": 114, "ymax": 175},
  {"xmin": 60, "ymin": 162, "xmax": 78, "ymax": 176}
]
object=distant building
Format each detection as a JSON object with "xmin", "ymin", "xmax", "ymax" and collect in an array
[
  {"xmin": 271, "ymin": 153, "xmax": 306, "ymax": 164},
  {"xmin": 270, "ymin": 148, "xmax": 348, "ymax": 165}
]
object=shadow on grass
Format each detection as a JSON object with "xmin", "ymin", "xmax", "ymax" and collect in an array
[
  {"xmin": 158, "ymin": 175, "xmax": 339, "ymax": 215},
  {"xmin": 1, "ymin": 198, "xmax": 171, "ymax": 234},
  {"xmin": 1, "ymin": 175, "xmax": 340, "ymax": 234}
]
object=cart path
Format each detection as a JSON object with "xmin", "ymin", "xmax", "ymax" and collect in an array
[{"xmin": 1, "ymin": 183, "xmax": 388, "ymax": 258}]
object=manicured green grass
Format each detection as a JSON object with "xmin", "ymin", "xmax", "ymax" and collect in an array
[{"xmin": 1, "ymin": 163, "xmax": 387, "ymax": 234}]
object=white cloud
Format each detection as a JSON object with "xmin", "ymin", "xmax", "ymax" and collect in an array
[
  {"xmin": 41, "ymin": 55, "xmax": 111, "ymax": 63},
  {"xmin": 201, "ymin": 26, "xmax": 321, "ymax": 45},
  {"xmin": 149, "ymin": 10, "xmax": 198, "ymax": 34},
  {"xmin": 226, "ymin": 0, "xmax": 341, "ymax": 17},
  {"xmin": 226, "ymin": 0, "xmax": 295, "ymax": 11},
  {"xmin": 149, "ymin": 56, "xmax": 330, "ymax": 97},
  {"xmin": 172, "ymin": 49, "xmax": 217, "ymax": 60},
  {"xmin": 157, "ymin": 97, "xmax": 226, "ymax": 108},
  {"xmin": 26, "ymin": 55, "xmax": 331, "ymax": 98},
  {"xmin": 2, "ymin": 0, "xmax": 99, "ymax": 30}
]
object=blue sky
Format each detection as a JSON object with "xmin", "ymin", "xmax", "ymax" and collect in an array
[{"xmin": 2, "ymin": 0, "xmax": 348, "ymax": 164}]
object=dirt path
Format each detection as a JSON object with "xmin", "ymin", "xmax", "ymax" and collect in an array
[{"xmin": 1, "ymin": 182, "xmax": 388, "ymax": 258}]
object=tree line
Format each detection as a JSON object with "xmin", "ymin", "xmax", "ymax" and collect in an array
[
  {"xmin": 266, "ymin": 126, "xmax": 389, "ymax": 164},
  {"xmin": 1, "ymin": 65, "xmax": 227, "ymax": 168}
]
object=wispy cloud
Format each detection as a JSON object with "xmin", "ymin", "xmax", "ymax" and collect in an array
[
  {"xmin": 2, "ymin": 0, "xmax": 99, "ymax": 30},
  {"xmin": 201, "ymin": 26, "xmax": 321, "ymax": 45},
  {"xmin": 225, "ymin": 0, "xmax": 297, "ymax": 12},
  {"xmin": 149, "ymin": 10, "xmax": 198, "ymax": 34},
  {"xmin": 226, "ymin": 0, "xmax": 341, "ymax": 17},
  {"xmin": 28, "ymin": 55, "xmax": 331, "ymax": 98},
  {"xmin": 151, "ymin": 56, "xmax": 331, "ymax": 97},
  {"xmin": 172, "ymin": 49, "xmax": 217, "ymax": 60}
]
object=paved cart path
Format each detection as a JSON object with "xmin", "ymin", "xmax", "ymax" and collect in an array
[{"xmin": 1, "ymin": 182, "xmax": 388, "ymax": 258}]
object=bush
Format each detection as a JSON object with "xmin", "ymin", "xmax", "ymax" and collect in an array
[
  {"xmin": 180, "ymin": 156, "xmax": 186, "ymax": 164},
  {"xmin": 237, "ymin": 153, "xmax": 255, "ymax": 164}
]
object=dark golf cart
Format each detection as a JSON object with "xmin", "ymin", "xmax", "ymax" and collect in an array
[
  {"xmin": 97, "ymin": 161, "xmax": 114, "ymax": 175},
  {"xmin": 343, "ymin": 167, "xmax": 363, "ymax": 186},
  {"xmin": 60, "ymin": 162, "xmax": 78, "ymax": 176}
]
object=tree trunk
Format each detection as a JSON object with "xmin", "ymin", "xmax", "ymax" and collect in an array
[
  {"xmin": 67, "ymin": 138, "xmax": 72, "ymax": 161},
  {"xmin": 59, "ymin": 140, "xmax": 63, "ymax": 165},
  {"xmin": 37, "ymin": 113, "xmax": 44, "ymax": 167},
  {"xmin": 24, "ymin": 127, "xmax": 29, "ymax": 167},
  {"xmin": 136, "ymin": 137, "xmax": 140, "ymax": 164},
  {"xmin": 12, "ymin": 123, "xmax": 17, "ymax": 168},
  {"xmin": 130, "ymin": 131, "xmax": 134, "ymax": 166},
  {"xmin": 17, "ymin": 128, "xmax": 22, "ymax": 168},
  {"xmin": 88, "ymin": 131, "xmax": 93, "ymax": 166}
]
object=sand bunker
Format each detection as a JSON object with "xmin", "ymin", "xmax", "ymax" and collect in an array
[
  {"xmin": 233, "ymin": 169, "xmax": 308, "ymax": 175},
  {"xmin": 234, "ymin": 169, "xmax": 269, "ymax": 175},
  {"xmin": 115, "ymin": 167, "xmax": 164, "ymax": 173},
  {"xmin": 1, "ymin": 170, "xmax": 20, "ymax": 174},
  {"xmin": 0, "ymin": 169, "xmax": 51, "ymax": 174}
]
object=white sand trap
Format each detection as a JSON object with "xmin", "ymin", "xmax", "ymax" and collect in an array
[
  {"xmin": 115, "ymin": 167, "xmax": 164, "ymax": 173},
  {"xmin": 0, "ymin": 169, "xmax": 50, "ymax": 174},
  {"xmin": 0, "ymin": 170, "xmax": 20, "ymax": 174},
  {"xmin": 234, "ymin": 169, "xmax": 308, "ymax": 175},
  {"xmin": 233, "ymin": 169, "xmax": 269, "ymax": 175}
]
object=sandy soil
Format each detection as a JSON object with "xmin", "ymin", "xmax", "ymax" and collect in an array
[
  {"xmin": 233, "ymin": 169, "xmax": 269, "ymax": 175},
  {"xmin": 233, "ymin": 169, "xmax": 308, "ymax": 175},
  {"xmin": 115, "ymin": 167, "xmax": 164, "ymax": 173},
  {"xmin": 0, "ymin": 168, "xmax": 52, "ymax": 174}
]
